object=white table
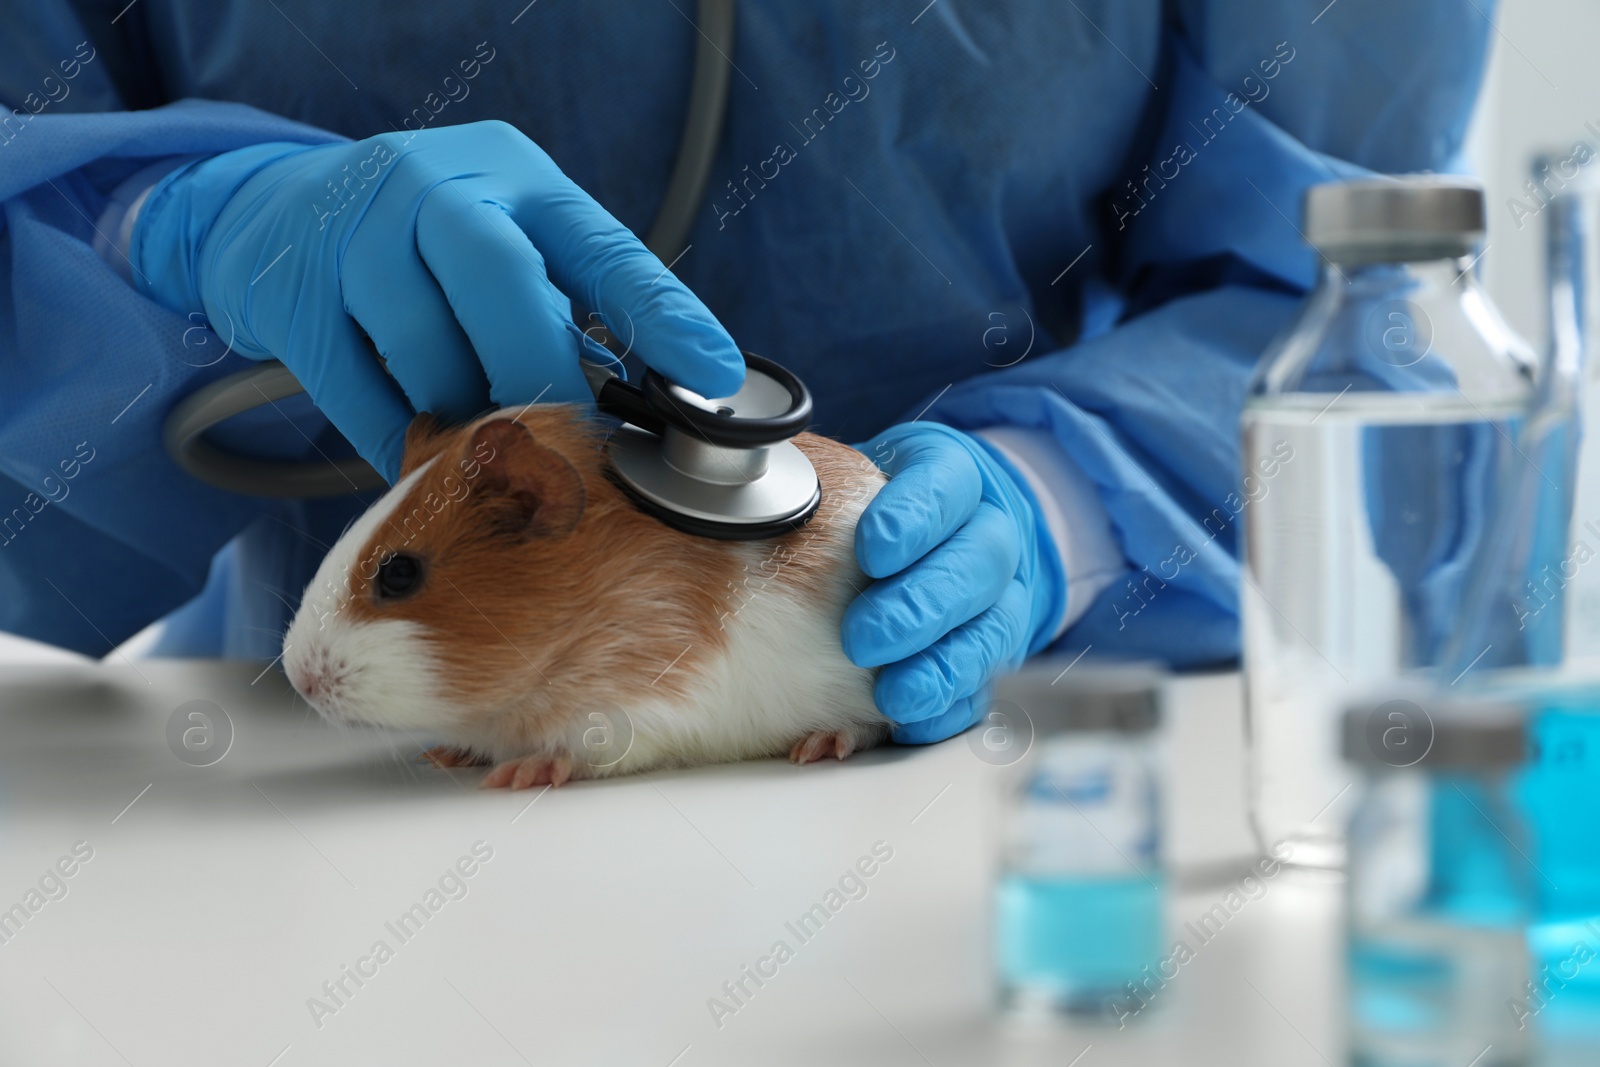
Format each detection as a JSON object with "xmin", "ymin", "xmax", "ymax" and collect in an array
[{"xmin": 0, "ymin": 661, "xmax": 1352, "ymax": 1066}]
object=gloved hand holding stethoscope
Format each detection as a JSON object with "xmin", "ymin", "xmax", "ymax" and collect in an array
[{"xmin": 131, "ymin": 120, "xmax": 746, "ymax": 484}]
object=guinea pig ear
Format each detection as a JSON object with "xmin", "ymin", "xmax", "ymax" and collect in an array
[
  {"xmin": 400, "ymin": 412, "xmax": 453, "ymax": 479},
  {"xmin": 465, "ymin": 418, "xmax": 586, "ymax": 540}
]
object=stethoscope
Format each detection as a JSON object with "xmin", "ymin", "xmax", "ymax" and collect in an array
[
  {"xmin": 584, "ymin": 352, "xmax": 820, "ymax": 539},
  {"xmin": 161, "ymin": 0, "xmax": 822, "ymax": 540}
]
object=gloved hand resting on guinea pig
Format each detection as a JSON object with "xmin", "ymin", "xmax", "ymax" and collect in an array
[{"xmin": 844, "ymin": 423, "xmax": 1067, "ymax": 746}]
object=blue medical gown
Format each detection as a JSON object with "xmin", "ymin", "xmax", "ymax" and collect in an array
[{"xmin": 0, "ymin": 1, "xmax": 1492, "ymax": 660}]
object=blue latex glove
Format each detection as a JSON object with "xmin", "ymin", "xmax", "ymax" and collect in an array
[
  {"xmin": 130, "ymin": 121, "xmax": 745, "ymax": 482},
  {"xmin": 843, "ymin": 422, "xmax": 1067, "ymax": 744}
]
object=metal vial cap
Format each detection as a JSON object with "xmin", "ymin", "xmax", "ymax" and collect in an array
[
  {"xmin": 992, "ymin": 663, "xmax": 1163, "ymax": 735},
  {"xmin": 1341, "ymin": 694, "xmax": 1526, "ymax": 770},
  {"xmin": 1304, "ymin": 177, "xmax": 1485, "ymax": 263}
]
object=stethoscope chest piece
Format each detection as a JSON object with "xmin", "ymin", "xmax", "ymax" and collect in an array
[{"xmin": 590, "ymin": 352, "xmax": 821, "ymax": 540}]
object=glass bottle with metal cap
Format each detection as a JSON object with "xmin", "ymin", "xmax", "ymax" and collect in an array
[
  {"xmin": 990, "ymin": 665, "xmax": 1164, "ymax": 1022},
  {"xmin": 1342, "ymin": 694, "xmax": 1534, "ymax": 1067},
  {"xmin": 1241, "ymin": 177, "xmax": 1539, "ymax": 870}
]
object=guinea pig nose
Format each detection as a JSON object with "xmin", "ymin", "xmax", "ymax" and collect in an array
[{"xmin": 292, "ymin": 668, "xmax": 323, "ymax": 701}]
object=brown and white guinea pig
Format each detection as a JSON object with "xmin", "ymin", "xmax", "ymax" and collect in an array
[{"xmin": 281, "ymin": 405, "xmax": 890, "ymax": 789}]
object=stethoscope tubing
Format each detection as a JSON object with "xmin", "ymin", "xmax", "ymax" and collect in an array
[{"xmin": 163, "ymin": 0, "xmax": 737, "ymax": 499}]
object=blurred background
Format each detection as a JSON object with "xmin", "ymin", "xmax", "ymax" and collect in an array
[{"xmin": 1470, "ymin": 0, "xmax": 1600, "ymax": 363}]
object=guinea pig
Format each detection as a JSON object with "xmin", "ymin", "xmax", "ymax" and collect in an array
[{"xmin": 281, "ymin": 404, "xmax": 890, "ymax": 789}]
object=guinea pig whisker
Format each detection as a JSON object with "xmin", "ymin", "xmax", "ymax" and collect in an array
[
  {"xmin": 264, "ymin": 514, "xmax": 333, "ymax": 552},
  {"xmin": 293, "ymin": 691, "xmax": 316, "ymax": 732},
  {"xmin": 251, "ymin": 580, "xmax": 301, "ymax": 613},
  {"xmin": 376, "ymin": 729, "xmax": 426, "ymax": 789},
  {"xmin": 380, "ymin": 729, "xmax": 438, "ymax": 790}
]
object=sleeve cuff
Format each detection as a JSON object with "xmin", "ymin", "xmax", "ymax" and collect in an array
[
  {"xmin": 975, "ymin": 425, "xmax": 1130, "ymax": 640},
  {"xmin": 92, "ymin": 156, "xmax": 205, "ymax": 285}
]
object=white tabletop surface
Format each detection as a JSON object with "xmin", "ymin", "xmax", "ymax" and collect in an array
[{"xmin": 0, "ymin": 659, "xmax": 1353, "ymax": 1067}]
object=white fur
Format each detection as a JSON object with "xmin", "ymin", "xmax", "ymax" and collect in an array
[
  {"xmin": 595, "ymin": 487, "xmax": 889, "ymax": 774},
  {"xmin": 283, "ymin": 460, "xmax": 455, "ymax": 732}
]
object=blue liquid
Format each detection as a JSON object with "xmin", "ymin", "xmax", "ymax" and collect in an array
[
  {"xmin": 1347, "ymin": 777, "xmax": 1534, "ymax": 1065},
  {"xmin": 1524, "ymin": 917, "xmax": 1600, "ymax": 1051},
  {"xmin": 1424, "ymin": 777, "xmax": 1532, "ymax": 924},
  {"xmin": 1518, "ymin": 706, "xmax": 1600, "ymax": 917},
  {"xmin": 1349, "ymin": 933, "xmax": 1455, "ymax": 1038},
  {"xmin": 1516, "ymin": 704, "xmax": 1600, "ymax": 1048},
  {"xmin": 997, "ymin": 873, "xmax": 1163, "ymax": 1016},
  {"xmin": 1348, "ymin": 923, "xmax": 1530, "ymax": 1067}
]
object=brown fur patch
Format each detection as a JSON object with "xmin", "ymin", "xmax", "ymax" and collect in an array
[
  {"xmin": 754, "ymin": 436, "xmax": 885, "ymax": 613},
  {"xmin": 342, "ymin": 407, "xmax": 880, "ymax": 753},
  {"xmin": 342, "ymin": 407, "xmax": 743, "ymax": 745},
  {"xmin": 398, "ymin": 412, "xmax": 454, "ymax": 479}
]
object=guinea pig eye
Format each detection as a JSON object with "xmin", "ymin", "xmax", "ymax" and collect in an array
[{"xmin": 375, "ymin": 553, "xmax": 424, "ymax": 600}]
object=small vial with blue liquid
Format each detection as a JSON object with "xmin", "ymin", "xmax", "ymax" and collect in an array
[
  {"xmin": 1342, "ymin": 695, "xmax": 1534, "ymax": 1067},
  {"xmin": 1481, "ymin": 673, "xmax": 1600, "ymax": 1065},
  {"xmin": 992, "ymin": 668, "xmax": 1164, "ymax": 1021}
]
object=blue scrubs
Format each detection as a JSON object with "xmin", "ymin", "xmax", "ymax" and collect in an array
[{"xmin": 0, "ymin": 0, "xmax": 1493, "ymax": 660}]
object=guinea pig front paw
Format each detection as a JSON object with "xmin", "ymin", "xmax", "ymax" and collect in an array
[
  {"xmin": 419, "ymin": 746, "xmax": 492, "ymax": 768},
  {"xmin": 789, "ymin": 730, "xmax": 860, "ymax": 764},
  {"xmin": 480, "ymin": 751, "xmax": 576, "ymax": 790}
]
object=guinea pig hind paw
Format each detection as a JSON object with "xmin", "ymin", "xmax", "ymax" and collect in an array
[
  {"xmin": 419, "ymin": 746, "xmax": 491, "ymax": 768},
  {"xmin": 789, "ymin": 730, "xmax": 857, "ymax": 765},
  {"xmin": 481, "ymin": 753, "xmax": 574, "ymax": 791}
]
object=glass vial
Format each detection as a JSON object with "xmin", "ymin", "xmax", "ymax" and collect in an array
[
  {"xmin": 1242, "ymin": 177, "xmax": 1537, "ymax": 869},
  {"xmin": 1342, "ymin": 694, "xmax": 1534, "ymax": 1067},
  {"xmin": 992, "ymin": 667, "xmax": 1164, "ymax": 1021}
]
